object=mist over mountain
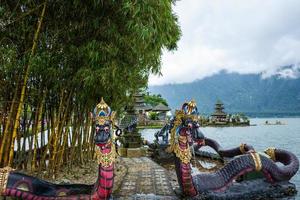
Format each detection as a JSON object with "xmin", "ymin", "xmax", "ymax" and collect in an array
[{"xmin": 149, "ymin": 70, "xmax": 300, "ymax": 117}]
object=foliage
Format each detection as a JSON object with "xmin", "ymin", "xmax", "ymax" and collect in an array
[
  {"xmin": 144, "ymin": 93, "xmax": 169, "ymax": 107},
  {"xmin": 148, "ymin": 111, "xmax": 159, "ymax": 120}
]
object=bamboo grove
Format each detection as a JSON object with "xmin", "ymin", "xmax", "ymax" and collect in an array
[{"xmin": 0, "ymin": 0, "xmax": 180, "ymax": 176}]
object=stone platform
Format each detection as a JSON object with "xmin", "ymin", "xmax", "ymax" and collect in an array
[
  {"xmin": 114, "ymin": 157, "xmax": 178, "ymax": 200},
  {"xmin": 113, "ymin": 157, "xmax": 298, "ymax": 200}
]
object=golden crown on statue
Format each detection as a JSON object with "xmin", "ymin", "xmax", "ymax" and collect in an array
[{"xmin": 93, "ymin": 98, "xmax": 116, "ymax": 125}]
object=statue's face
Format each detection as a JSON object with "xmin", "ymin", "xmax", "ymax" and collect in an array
[
  {"xmin": 94, "ymin": 121, "xmax": 111, "ymax": 146},
  {"xmin": 183, "ymin": 118, "xmax": 205, "ymax": 145}
]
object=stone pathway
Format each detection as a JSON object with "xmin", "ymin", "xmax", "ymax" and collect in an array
[{"xmin": 114, "ymin": 157, "xmax": 178, "ymax": 200}]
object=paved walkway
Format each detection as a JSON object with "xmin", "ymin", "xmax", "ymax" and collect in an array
[{"xmin": 115, "ymin": 157, "xmax": 178, "ymax": 200}]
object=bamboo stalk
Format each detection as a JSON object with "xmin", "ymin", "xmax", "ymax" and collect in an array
[
  {"xmin": 38, "ymin": 107, "xmax": 49, "ymax": 172},
  {"xmin": 8, "ymin": 1, "xmax": 47, "ymax": 167},
  {"xmin": 41, "ymin": 95, "xmax": 61, "ymax": 169},
  {"xmin": 19, "ymin": 108, "xmax": 34, "ymax": 170},
  {"xmin": 85, "ymin": 113, "xmax": 93, "ymax": 160},
  {"xmin": 49, "ymin": 90, "xmax": 73, "ymax": 176},
  {"xmin": 40, "ymin": 108, "xmax": 55, "ymax": 171},
  {"xmin": 58, "ymin": 120, "xmax": 69, "ymax": 169},
  {"xmin": 69, "ymin": 110, "xmax": 79, "ymax": 166},
  {"xmin": 0, "ymin": 81, "xmax": 19, "ymax": 166},
  {"xmin": 47, "ymin": 92, "xmax": 64, "ymax": 176},
  {"xmin": 32, "ymin": 91, "xmax": 46, "ymax": 171},
  {"xmin": 38, "ymin": 104, "xmax": 46, "ymax": 169}
]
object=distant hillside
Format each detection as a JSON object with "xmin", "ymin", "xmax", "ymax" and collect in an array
[{"xmin": 149, "ymin": 71, "xmax": 300, "ymax": 117}]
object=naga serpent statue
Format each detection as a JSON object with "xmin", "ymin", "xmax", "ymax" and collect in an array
[
  {"xmin": 0, "ymin": 98, "xmax": 118, "ymax": 200},
  {"xmin": 167, "ymin": 100, "xmax": 299, "ymax": 198}
]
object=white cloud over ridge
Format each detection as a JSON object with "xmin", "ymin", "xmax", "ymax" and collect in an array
[
  {"xmin": 269, "ymin": 63, "xmax": 300, "ymax": 79},
  {"xmin": 149, "ymin": 0, "xmax": 300, "ymax": 85}
]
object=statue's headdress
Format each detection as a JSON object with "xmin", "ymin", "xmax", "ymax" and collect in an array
[
  {"xmin": 181, "ymin": 100, "xmax": 198, "ymax": 115},
  {"xmin": 174, "ymin": 100, "xmax": 199, "ymax": 121},
  {"xmin": 93, "ymin": 98, "xmax": 116, "ymax": 125}
]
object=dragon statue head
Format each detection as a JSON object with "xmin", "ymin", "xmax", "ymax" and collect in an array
[
  {"xmin": 180, "ymin": 100, "xmax": 205, "ymax": 145},
  {"xmin": 91, "ymin": 97, "xmax": 122, "ymax": 169},
  {"xmin": 167, "ymin": 100, "xmax": 205, "ymax": 164},
  {"xmin": 92, "ymin": 98, "xmax": 116, "ymax": 148}
]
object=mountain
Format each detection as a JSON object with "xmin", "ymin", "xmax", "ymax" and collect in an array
[{"xmin": 149, "ymin": 71, "xmax": 300, "ymax": 117}]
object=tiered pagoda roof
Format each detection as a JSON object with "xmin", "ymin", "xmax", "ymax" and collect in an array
[
  {"xmin": 211, "ymin": 100, "xmax": 227, "ymax": 117},
  {"xmin": 133, "ymin": 93, "xmax": 152, "ymax": 111}
]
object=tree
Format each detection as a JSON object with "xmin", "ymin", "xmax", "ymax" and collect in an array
[
  {"xmin": 144, "ymin": 93, "xmax": 169, "ymax": 107},
  {"xmin": 0, "ymin": 0, "xmax": 180, "ymax": 174}
]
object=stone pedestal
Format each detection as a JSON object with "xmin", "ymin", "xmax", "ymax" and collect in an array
[{"xmin": 119, "ymin": 102, "xmax": 146, "ymax": 158}]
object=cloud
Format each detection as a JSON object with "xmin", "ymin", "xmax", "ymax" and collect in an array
[
  {"xmin": 149, "ymin": 0, "xmax": 300, "ymax": 85},
  {"xmin": 262, "ymin": 63, "xmax": 300, "ymax": 79}
]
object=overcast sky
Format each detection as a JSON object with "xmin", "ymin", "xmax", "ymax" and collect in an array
[{"xmin": 149, "ymin": 0, "xmax": 300, "ymax": 85}]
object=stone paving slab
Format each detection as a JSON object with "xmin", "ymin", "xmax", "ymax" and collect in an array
[{"xmin": 114, "ymin": 157, "xmax": 178, "ymax": 199}]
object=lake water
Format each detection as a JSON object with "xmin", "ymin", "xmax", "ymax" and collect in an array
[{"xmin": 141, "ymin": 118, "xmax": 300, "ymax": 199}]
